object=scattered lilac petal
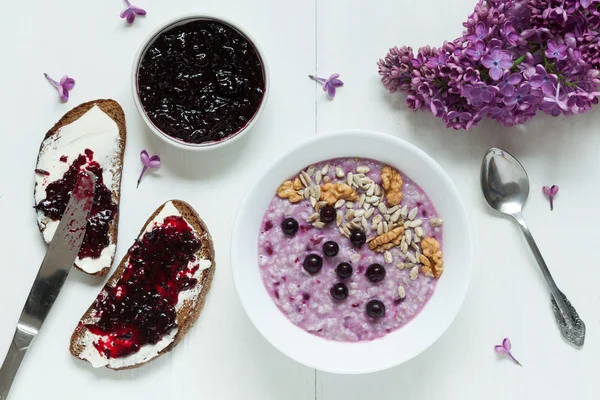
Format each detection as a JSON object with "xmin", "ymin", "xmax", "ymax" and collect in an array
[
  {"xmin": 494, "ymin": 338, "xmax": 522, "ymax": 366},
  {"xmin": 542, "ymin": 185, "xmax": 559, "ymax": 210},
  {"xmin": 137, "ymin": 149, "xmax": 160, "ymax": 188},
  {"xmin": 44, "ymin": 73, "xmax": 75, "ymax": 102},
  {"xmin": 121, "ymin": 0, "xmax": 146, "ymax": 24},
  {"xmin": 310, "ymin": 73, "xmax": 344, "ymax": 99}
]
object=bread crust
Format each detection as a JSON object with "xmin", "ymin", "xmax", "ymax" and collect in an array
[
  {"xmin": 34, "ymin": 99, "xmax": 126, "ymax": 276},
  {"xmin": 69, "ymin": 200, "xmax": 216, "ymax": 370}
]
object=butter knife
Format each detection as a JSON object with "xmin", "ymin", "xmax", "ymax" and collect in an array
[{"xmin": 0, "ymin": 171, "xmax": 95, "ymax": 400}]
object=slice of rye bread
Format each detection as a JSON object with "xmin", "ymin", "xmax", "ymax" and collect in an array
[
  {"xmin": 69, "ymin": 200, "xmax": 216, "ymax": 370},
  {"xmin": 34, "ymin": 99, "xmax": 126, "ymax": 276}
]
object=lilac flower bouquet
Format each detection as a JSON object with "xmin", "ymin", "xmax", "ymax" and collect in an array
[{"xmin": 378, "ymin": 0, "xmax": 600, "ymax": 130}]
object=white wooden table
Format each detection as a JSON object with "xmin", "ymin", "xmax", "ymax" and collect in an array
[{"xmin": 1, "ymin": 0, "xmax": 599, "ymax": 398}]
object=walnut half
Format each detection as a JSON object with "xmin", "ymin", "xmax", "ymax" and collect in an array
[
  {"xmin": 381, "ymin": 166, "xmax": 403, "ymax": 206},
  {"xmin": 319, "ymin": 182, "xmax": 359, "ymax": 205},
  {"xmin": 277, "ymin": 180, "xmax": 302, "ymax": 203},
  {"xmin": 368, "ymin": 226, "xmax": 404, "ymax": 252},
  {"xmin": 419, "ymin": 237, "xmax": 443, "ymax": 278}
]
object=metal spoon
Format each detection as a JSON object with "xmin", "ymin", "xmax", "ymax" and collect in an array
[{"xmin": 481, "ymin": 147, "xmax": 585, "ymax": 347}]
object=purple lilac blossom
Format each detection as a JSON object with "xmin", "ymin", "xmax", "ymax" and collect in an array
[{"xmin": 377, "ymin": 0, "xmax": 600, "ymax": 130}]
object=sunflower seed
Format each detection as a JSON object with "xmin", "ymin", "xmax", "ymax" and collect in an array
[
  {"xmin": 310, "ymin": 197, "xmax": 317, "ymax": 208},
  {"xmin": 383, "ymin": 221, "xmax": 389, "ymax": 232},
  {"xmin": 321, "ymin": 165, "xmax": 329, "ymax": 176},
  {"xmin": 429, "ymin": 217, "xmax": 444, "ymax": 227},
  {"xmin": 353, "ymin": 175, "xmax": 363, "ymax": 187},
  {"xmin": 366, "ymin": 196, "xmax": 379, "ymax": 204},
  {"xmin": 400, "ymin": 205, "xmax": 408, "ymax": 218},
  {"xmin": 377, "ymin": 222, "xmax": 384, "ymax": 235},
  {"xmin": 387, "ymin": 205, "xmax": 399, "ymax": 215},
  {"xmin": 396, "ymin": 262, "xmax": 405, "ymax": 270},
  {"xmin": 315, "ymin": 171, "xmax": 322, "ymax": 184},
  {"xmin": 374, "ymin": 184, "xmax": 381, "ymax": 196},
  {"xmin": 408, "ymin": 207, "xmax": 418, "ymax": 221},
  {"xmin": 342, "ymin": 224, "xmax": 351, "ymax": 236},
  {"xmin": 391, "ymin": 209, "xmax": 402, "ymax": 222},
  {"xmin": 405, "ymin": 263, "xmax": 415, "ymax": 270},
  {"xmin": 350, "ymin": 221, "xmax": 362, "ymax": 230},
  {"xmin": 384, "ymin": 214, "xmax": 391, "ymax": 222},
  {"xmin": 363, "ymin": 202, "xmax": 371, "ymax": 211},
  {"xmin": 371, "ymin": 223, "xmax": 379, "ymax": 231},
  {"xmin": 307, "ymin": 213, "xmax": 319, "ymax": 222},
  {"xmin": 356, "ymin": 193, "xmax": 365, "ymax": 207},
  {"xmin": 335, "ymin": 210, "xmax": 343, "ymax": 225},
  {"xmin": 364, "ymin": 208, "xmax": 375, "ymax": 219},
  {"xmin": 345, "ymin": 209, "xmax": 354, "ymax": 220},
  {"xmin": 372, "ymin": 215, "xmax": 383, "ymax": 225},
  {"xmin": 339, "ymin": 227, "xmax": 350, "ymax": 238},
  {"xmin": 416, "ymin": 248, "xmax": 421, "ymax": 261},
  {"xmin": 361, "ymin": 177, "xmax": 372, "ymax": 187},
  {"xmin": 411, "ymin": 242, "xmax": 419, "ymax": 252},
  {"xmin": 404, "ymin": 221, "xmax": 411, "ymax": 229},
  {"xmin": 413, "ymin": 234, "xmax": 421, "ymax": 243},
  {"xmin": 313, "ymin": 221, "xmax": 325, "ymax": 229},
  {"xmin": 361, "ymin": 217, "xmax": 369, "ymax": 231},
  {"xmin": 415, "ymin": 227, "xmax": 424, "ymax": 237},
  {"xmin": 405, "ymin": 230, "xmax": 412, "ymax": 244},
  {"xmin": 384, "ymin": 251, "xmax": 393, "ymax": 264},
  {"xmin": 409, "ymin": 266, "xmax": 419, "ymax": 280},
  {"xmin": 318, "ymin": 201, "xmax": 328, "ymax": 208},
  {"xmin": 346, "ymin": 202, "xmax": 354, "ymax": 209},
  {"xmin": 366, "ymin": 185, "xmax": 375, "ymax": 197},
  {"xmin": 350, "ymin": 253, "xmax": 361, "ymax": 263},
  {"xmin": 398, "ymin": 285, "xmax": 406, "ymax": 299},
  {"xmin": 356, "ymin": 166, "xmax": 370, "ymax": 174},
  {"xmin": 323, "ymin": 175, "xmax": 331, "ymax": 183},
  {"xmin": 302, "ymin": 189, "xmax": 310, "ymax": 199},
  {"xmin": 302, "ymin": 171, "xmax": 312, "ymax": 185},
  {"xmin": 407, "ymin": 252, "xmax": 417, "ymax": 264},
  {"xmin": 347, "ymin": 172, "xmax": 353, "ymax": 186},
  {"xmin": 306, "ymin": 166, "xmax": 315, "ymax": 177},
  {"xmin": 336, "ymin": 166, "xmax": 344, "ymax": 178},
  {"xmin": 314, "ymin": 186, "xmax": 321, "ymax": 199},
  {"xmin": 378, "ymin": 203, "xmax": 388, "ymax": 214},
  {"xmin": 299, "ymin": 174, "xmax": 308, "ymax": 187},
  {"xmin": 410, "ymin": 219, "xmax": 423, "ymax": 228},
  {"xmin": 335, "ymin": 199, "xmax": 346, "ymax": 209},
  {"xmin": 354, "ymin": 209, "xmax": 365, "ymax": 218}
]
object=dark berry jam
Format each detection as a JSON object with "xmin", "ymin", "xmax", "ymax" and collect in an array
[
  {"xmin": 137, "ymin": 19, "xmax": 265, "ymax": 145},
  {"xmin": 85, "ymin": 216, "xmax": 202, "ymax": 359},
  {"xmin": 36, "ymin": 150, "xmax": 117, "ymax": 259}
]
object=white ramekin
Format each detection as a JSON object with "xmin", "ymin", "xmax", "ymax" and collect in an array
[{"xmin": 131, "ymin": 14, "xmax": 270, "ymax": 151}]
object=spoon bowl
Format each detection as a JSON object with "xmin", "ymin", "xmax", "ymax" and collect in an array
[{"xmin": 480, "ymin": 148, "xmax": 529, "ymax": 216}]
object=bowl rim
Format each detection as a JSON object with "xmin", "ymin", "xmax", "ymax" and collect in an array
[
  {"xmin": 231, "ymin": 129, "xmax": 473, "ymax": 374},
  {"xmin": 130, "ymin": 13, "xmax": 270, "ymax": 151}
]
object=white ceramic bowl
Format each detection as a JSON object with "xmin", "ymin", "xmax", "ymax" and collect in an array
[
  {"xmin": 231, "ymin": 130, "xmax": 472, "ymax": 374},
  {"xmin": 131, "ymin": 14, "xmax": 270, "ymax": 151}
]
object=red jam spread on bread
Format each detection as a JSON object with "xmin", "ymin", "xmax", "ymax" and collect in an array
[
  {"xmin": 137, "ymin": 19, "xmax": 265, "ymax": 144},
  {"xmin": 85, "ymin": 216, "xmax": 201, "ymax": 359},
  {"xmin": 36, "ymin": 149, "xmax": 117, "ymax": 259}
]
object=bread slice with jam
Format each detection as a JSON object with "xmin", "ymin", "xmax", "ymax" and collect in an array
[
  {"xmin": 34, "ymin": 99, "xmax": 126, "ymax": 276},
  {"xmin": 69, "ymin": 200, "xmax": 216, "ymax": 370}
]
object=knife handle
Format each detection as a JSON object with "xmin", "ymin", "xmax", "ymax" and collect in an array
[{"xmin": 0, "ymin": 328, "xmax": 34, "ymax": 400}]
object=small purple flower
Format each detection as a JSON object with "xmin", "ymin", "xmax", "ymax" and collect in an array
[
  {"xmin": 465, "ymin": 41, "xmax": 487, "ymax": 61},
  {"xmin": 309, "ymin": 73, "xmax": 344, "ymax": 99},
  {"xmin": 503, "ymin": 83, "xmax": 539, "ymax": 110},
  {"xmin": 464, "ymin": 83, "xmax": 499, "ymax": 107},
  {"xmin": 44, "ymin": 73, "xmax": 75, "ymax": 101},
  {"xmin": 542, "ymin": 185, "xmax": 559, "ymax": 211},
  {"xmin": 545, "ymin": 40, "xmax": 568, "ymax": 61},
  {"xmin": 137, "ymin": 150, "xmax": 160, "ymax": 188},
  {"xmin": 481, "ymin": 47, "xmax": 513, "ymax": 81},
  {"xmin": 120, "ymin": 0, "xmax": 146, "ymax": 24},
  {"xmin": 495, "ymin": 338, "xmax": 522, "ymax": 367},
  {"xmin": 466, "ymin": 21, "xmax": 490, "ymax": 42},
  {"xmin": 426, "ymin": 52, "xmax": 448, "ymax": 68},
  {"xmin": 497, "ymin": 71, "xmax": 522, "ymax": 96},
  {"xmin": 529, "ymin": 65, "xmax": 558, "ymax": 96},
  {"xmin": 500, "ymin": 22, "xmax": 520, "ymax": 47},
  {"xmin": 541, "ymin": 83, "xmax": 569, "ymax": 117}
]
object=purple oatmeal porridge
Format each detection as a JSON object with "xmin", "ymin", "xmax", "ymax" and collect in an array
[{"xmin": 258, "ymin": 157, "xmax": 444, "ymax": 342}]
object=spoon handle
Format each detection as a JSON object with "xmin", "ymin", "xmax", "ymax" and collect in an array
[{"xmin": 514, "ymin": 213, "xmax": 585, "ymax": 346}]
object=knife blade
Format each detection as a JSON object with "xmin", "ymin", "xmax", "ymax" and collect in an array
[{"xmin": 0, "ymin": 171, "xmax": 96, "ymax": 400}]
